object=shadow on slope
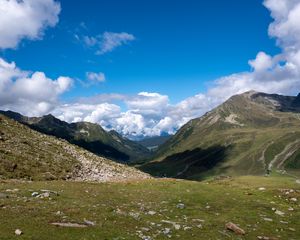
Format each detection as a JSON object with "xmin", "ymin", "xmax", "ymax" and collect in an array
[
  {"xmin": 29, "ymin": 125, "xmax": 130, "ymax": 162},
  {"xmin": 71, "ymin": 139, "xmax": 129, "ymax": 162},
  {"xmin": 140, "ymin": 145, "xmax": 231, "ymax": 180}
]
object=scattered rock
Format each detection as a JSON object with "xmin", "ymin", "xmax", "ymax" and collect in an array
[
  {"xmin": 31, "ymin": 191, "xmax": 54, "ymax": 198},
  {"xmin": 50, "ymin": 222, "xmax": 88, "ymax": 228},
  {"xmin": 129, "ymin": 212, "xmax": 140, "ymax": 220},
  {"xmin": 140, "ymin": 235, "xmax": 151, "ymax": 240},
  {"xmin": 225, "ymin": 222, "xmax": 246, "ymax": 235},
  {"xmin": 183, "ymin": 226, "xmax": 192, "ymax": 231},
  {"xmin": 174, "ymin": 224, "xmax": 181, "ymax": 230},
  {"xmin": 263, "ymin": 218, "xmax": 273, "ymax": 222},
  {"xmin": 147, "ymin": 211, "xmax": 156, "ymax": 215},
  {"xmin": 84, "ymin": 219, "xmax": 95, "ymax": 226},
  {"xmin": 192, "ymin": 219, "xmax": 205, "ymax": 223},
  {"xmin": 258, "ymin": 187, "xmax": 266, "ymax": 191},
  {"xmin": 162, "ymin": 228, "xmax": 171, "ymax": 235},
  {"xmin": 15, "ymin": 229, "xmax": 22, "ymax": 236},
  {"xmin": 289, "ymin": 228, "xmax": 296, "ymax": 232},
  {"xmin": 280, "ymin": 221, "xmax": 288, "ymax": 224},
  {"xmin": 55, "ymin": 211, "xmax": 62, "ymax": 215},
  {"xmin": 176, "ymin": 203, "xmax": 185, "ymax": 209},
  {"xmin": 6, "ymin": 189, "xmax": 19, "ymax": 193},
  {"xmin": 274, "ymin": 210, "xmax": 285, "ymax": 216},
  {"xmin": 257, "ymin": 236, "xmax": 278, "ymax": 240},
  {"xmin": 161, "ymin": 220, "xmax": 181, "ymax": 230},
  {"xmin": 31, "ymin": 192, "xmax": 39, "ymax": 197},
  {"xmin": 40, "ymin": 189, "xmax": 58, "ymax": 195},
  {"xmin": 38, "ymin": 192, "xmax": 50, "ymax": 198},
  {"xmin": 290, "ymin": 197, "xmax": 297, "ymax": 202}
]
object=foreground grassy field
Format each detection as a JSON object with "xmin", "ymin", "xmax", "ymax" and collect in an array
[{"xmin": 0, "ymin": 176, "xmax": 299, "ymax": 239}]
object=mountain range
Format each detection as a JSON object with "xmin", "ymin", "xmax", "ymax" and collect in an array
[
  {"xmin": 141, "ymin": 91, "xmax": 300, "ymax": 180},
  {"xmin": 0, "ymin": 110, "xmax": 150, "ymax": 163},
  {"xmin": 1, "ymin": 91, "xmax": 300, "ymax": 181}
]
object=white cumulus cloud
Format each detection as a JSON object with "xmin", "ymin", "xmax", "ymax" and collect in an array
[
  {"xmin": 248, "ymin": 51, "xmax": 273, "ymax": 72},
  {"xmin": 0, "ymin": 58, "xmax": 72, "ymax": 116},
  {"xmin": 0, "ymin": 0, "xmax": 61, "ymax": 49}
]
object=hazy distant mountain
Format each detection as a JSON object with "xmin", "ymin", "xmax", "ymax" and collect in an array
[
  {"xmin": 0, "ymin": 111, "xmax": 150, "ymax": 163},
  {"xmin": 0, "ymin": 113, "xmax": 150, "ymax": 181},
  {"xmin": 137, "ymin": 135, "xmax": 172, "ymax": 151},
  {"xmin": 141, "ymin": 91, "xmax": 300, "ymax": 180}
]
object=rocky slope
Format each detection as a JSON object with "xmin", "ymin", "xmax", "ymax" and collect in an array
[
  {"xmin": 0, "ymin": 111, "xmax": 150, "ymax": 163},
  {"xmin": 141, "ymin": 91, "xmax": 300, "ymax": 179},
  {"xmin": 0, "ymin": 114, "xmax": 150, "ymax": 181}
]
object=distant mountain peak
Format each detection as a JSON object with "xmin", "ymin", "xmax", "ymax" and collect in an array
[
  {"xmin": 44, "ymin": 113, "xmax": 55, "ymax": 118},
  {"xmin": 241, "ymin": 90, "xmax": 259, "ymax": 96}
]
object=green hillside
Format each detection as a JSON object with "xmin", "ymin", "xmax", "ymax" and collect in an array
[
  {"xmin": 141, "ymin": 91, "xmax": 300, "ymax": 180},
  {"xmin": 0, "ymin": 114, "xmax": 149, "ymax": 181}
]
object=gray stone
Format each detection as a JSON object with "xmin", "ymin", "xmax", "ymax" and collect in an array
[
  {"xmin": 225, "ymin": 222, "xmax": 245, "ymax": 235},
  {"xmin": 84, "ymin": 219, "xmax": 95, "ymax": 226},
  {"xmin": 15, "ymin": 229, "xmax": 22, "ymax": 236},
  {"xmin": 274, "ymin": 210, "xmax": 285, "ymax": 216},
  {"xmin": 176, "ymin": 203, "xmax": 185, "ymax": 209},
  {"xmin": 31, "ymin": 192, "xmax": 39, "ymax": 197}
]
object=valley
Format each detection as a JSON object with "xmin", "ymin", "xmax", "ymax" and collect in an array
[
  {"xmin": 1, "ymin": 91, "xmax": 300, "ymax": 239},
  {"xmin": 1, "ymin": 0, "xmax": 300, "ymax": 239}
]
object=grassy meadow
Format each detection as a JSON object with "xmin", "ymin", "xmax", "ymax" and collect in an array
[{"xmin": 0, "ymin": 175, "xmax": 299, "ymax": 240}]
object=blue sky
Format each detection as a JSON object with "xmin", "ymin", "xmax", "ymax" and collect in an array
[
  {"xmin": 2, "ymin": 0, "xmax": 279, "ymax": 103},
  {"xmin": 0, "ymin": 0, "xmax": 299, "ymax": 138}
]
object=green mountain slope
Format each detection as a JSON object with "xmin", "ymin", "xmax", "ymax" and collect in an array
[
  {"xmin": 0, "ymin": 114, "xmax": 150, "ymax": 181},
  {"xmin": 141, "ymin": 91, "xmax": 300, "ymax": 180},
  {"xmin": 0, "ymin": 111, "xmax": 150, "ymax": 163}
]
